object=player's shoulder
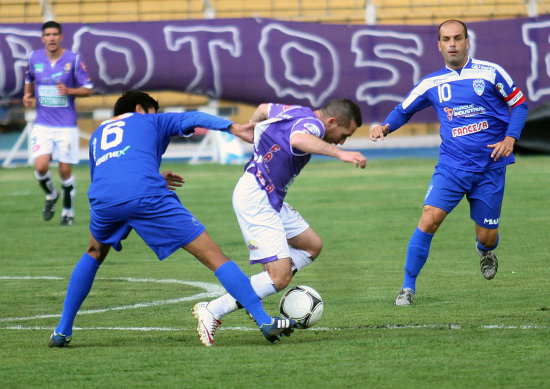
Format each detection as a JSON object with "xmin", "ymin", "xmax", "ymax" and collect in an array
[
  {"xmin": 468, "ymin": 58, "xmax": 510, "ymax": 76},
  {"xmin": 28, "ymin": 48, "xmax": 46, "ymax": 62}
]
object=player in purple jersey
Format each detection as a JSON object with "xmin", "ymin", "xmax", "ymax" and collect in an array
[
  {"xmin": 23, "ymin": 21, "xmax": 93, "ymax": 226},
  {"xmin": 370, "ymin": 20, "xmax": 529, "ymax": 306},
  {"xmin": 193, "ymin": 99, "xmax": 367, "ymax": 343},
  {"xmin": 48, "ymin": 90, "xmax": 297, "ymax": 348}
]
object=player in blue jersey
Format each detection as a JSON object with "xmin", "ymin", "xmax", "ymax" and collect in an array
[
  {"xmin": 193, "ymin": 99, "xmax": 367, "ymax": 343},
  {"xmin": 48, "ymin": 90, "xmax": 297, "ymax": 348},
  {"xmin": 370, "ymin": 19, "xmax": 529, "ymax": 305},
  {"xmin": 23, "ymin": 21, "xmax": 93, "ymax": 226}
]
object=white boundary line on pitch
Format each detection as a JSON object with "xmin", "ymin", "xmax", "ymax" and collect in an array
[
  {"xmin": 1, "ymin": 324, "xmax": 550, "ymax": 332},
  {"xmin": 1, "ymin": 276, "xmax": 549, "ymax": 331},
  {"xmin": 0, "ymin": 275, "xmax": 225, "ymax": 323}
]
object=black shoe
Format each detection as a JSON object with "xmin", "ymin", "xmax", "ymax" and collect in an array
[
  {"xmin": 60, "ymin": 215, "xmax": 74, "ymax": 226},
  {"xmin": 43, "ymin": 196, "xmax": 58, "ymax": 221}
]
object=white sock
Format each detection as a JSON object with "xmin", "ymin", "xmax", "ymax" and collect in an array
[
  {"xmin": 207, "ymin": 271, "xmax": 277, "ymax": 319},
  {"xmin": 290, "ymin": 248, "xmax": 314, "ymax": 273}
]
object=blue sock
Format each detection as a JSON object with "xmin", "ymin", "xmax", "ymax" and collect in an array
[
  {"xmin": 55, "ymin": 253, "xmax": 100, "ymax": 336},
  {"xmin": 477, "ymin": 234, "xmax": 499, "ymax": 253},
  {"xmin": 215, "ymin": 261, "xmax": 271, "ymax": 326},
  {"xmin": 402, "ymin": 227, "xmax": 434, "ymax": 291}
]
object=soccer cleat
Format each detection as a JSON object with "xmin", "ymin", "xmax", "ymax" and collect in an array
[
  {"xmin": 259, "ymin": 317, "xmax": 297, "ymax": 344},
  {"xmin": 42, "ymin": 195, "xmax": 58, "ymax": 221},
  {"xmin": 394, "ymin": 288, "xmax": 414, "ymax": 306},
  {"xmin": 192, "ymin": 302, "xmax": 221, "ymax": 347},
  {"xmin": 60, "ymin": 215, "xmax": 74, "ymax": 226},
  {"xmin": 480, "ymin": 251, "xmax": 498, "ymax": 280},
  {"xmin": 48, "ymin": 331, "xmax": 71, "ymax": 348}
]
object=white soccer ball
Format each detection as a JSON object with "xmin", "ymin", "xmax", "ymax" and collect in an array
[{"xmin": 279, "ymin": 285, "xmax": 324, "ymax": 328}]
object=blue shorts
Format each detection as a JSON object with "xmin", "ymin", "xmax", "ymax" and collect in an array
[
  {"xmin": 90, "ymin": 192, "xmax": 205, "ymax": 260},
  {"xmin": 424, "ymin": 164, "xmax": 506, "ymax": 229}
]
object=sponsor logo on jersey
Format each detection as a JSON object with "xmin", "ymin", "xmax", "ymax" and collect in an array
[
  {"xmin": 95, "ymin": 145, "xmax": 131, "ymax": 166},
  {"xmin": 452, "ymin": 120, "xmax": 489, "ymax": 137},
  {"xmin": 444, "ymin": 104, "xmax": 486, "ymax": 121},
  {"xmin": 471, "ymin": 64, "xmax": 495, "ymax": 72},
  {"xmin": 34, "ymin": 63, "xmax": 44, "ymax": 73},
  {"xmin": 444, "ymin": 107, "xmax": 454, "ymax": 120},
  {"xmin": 473, "ymin": 79, "xmax": 485, "ymax": 96},
  {"xmin": 304, "ymin": 122, "xmax": 321, "ymax": 137}
]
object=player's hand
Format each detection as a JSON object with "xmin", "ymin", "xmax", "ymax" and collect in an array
[
  {"xmin": 487, "ymin": 136, "xmax": 515, "ymax": 161},
  {"xmin": 161, "ymin": 171, "xmax": 185, "ymax": 190},
  {"xmin": 339, "ymin": 150, "xmax": 367, "ymax": 169},
  {"xmin": 230, "ymin": 122, "xmax": 255, "ymax": 143},
  {"xmin": 370, "ymin": 123, "xmax": 390, "ymax": 142},
  {"xmin": 22, "ymin": 94, "xmax": 34, "ymax": 108},
  {"xmin": 56, "ymin": 82, "xmax": 68, "ymax": 96}
]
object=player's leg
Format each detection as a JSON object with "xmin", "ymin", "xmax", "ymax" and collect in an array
[
  {"xmin": 395, "ymin": 205, "xmax": 446, "ymax": 305},
  {"xmin": 31, "ymin": 125, "xmax": 58, "ymax": 221},
  {"xmin": 184, "ymin": 231, "xmax": 271, "ymax": 326},
  {"xmin": 206, "ymin": 173, "xmax": 291, "ymax": 319},
  {"xmin": 469, "ymin": 167, "xmax": 505, "ymax": 280},
  {"xmin": 57, "ymin": 127, "xmax": 79, "ymax": 225},
  {"xmin": 185, "ymin": 231, "xmax": 296, "ymax": 345},
  {"xmin": 49, "ymin": 234, "xmax": 110, "ymax": 347},
  {"xmin": 395, "ymin": 164, "xmax": 465, "ymax": 305}
]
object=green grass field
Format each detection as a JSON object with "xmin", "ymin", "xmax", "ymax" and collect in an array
[{"xmin": 1, "ymin": 156, "xmax": 549, "ymax": 388}]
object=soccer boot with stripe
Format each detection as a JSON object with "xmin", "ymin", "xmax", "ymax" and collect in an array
[
  {"xmin": 259, "ymin": 317, "xmax": 297, "ymax": 344},
  {"xmin": 48, "ymin": 331, "xmax": 71, "ymax": 348},
  {"xmin": 192, "ymin": 302, "xmax": 221, "ymax": 347}
]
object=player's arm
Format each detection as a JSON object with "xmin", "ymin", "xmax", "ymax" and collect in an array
[
  {"xmin": 370, "ymin": 108, "xmax": 412, "ymax": 142},
  {"xmin": 22, "ymin": 83, "xmax": 34, "ymax": 107},
  {"xmin": 56, "ymin": 83, "xmax": 93, "ymax": 97},
  {"xmin": 487, "ymin": 101, "xmax": 529, "ymax": 161},
  {"xmin": 229, "ymin": 122, "xmax": 255, "ymax": 143},
  {"xmin": 290, "ymin": 132, "xmax": 366, "ymax": 168},
  {"xmin": 250, "ymin": 103, "xmax": 269, "ymax": 123}
]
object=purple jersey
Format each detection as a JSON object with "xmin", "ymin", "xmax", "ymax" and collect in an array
[
  {"xmin": 24, "ymin": 48, "xmax": 92, "ymax": 127},
  {"xmin": 244, "ymin": 104, "xmax": 325, "ymax": 211}
]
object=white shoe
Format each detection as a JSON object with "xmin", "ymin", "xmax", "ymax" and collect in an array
[
  {"xmin": 394, "ymin": 288, "xmax": 414, "ymax": 306},
  {"xmin": 192, "ymin": 302, "xmax": 221, "ymax": 347},
  {"xmin": 479, "ymin": 251, "xmax": 498, "ymax": 280}
]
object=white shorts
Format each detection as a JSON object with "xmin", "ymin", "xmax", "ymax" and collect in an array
[
  {"xmin": 232, "ymin": 172, "xmax": 310, "ymax": 265},
  {"xmin": 30, "ymin": 124, "xmax": 80, "ymax": 164}
]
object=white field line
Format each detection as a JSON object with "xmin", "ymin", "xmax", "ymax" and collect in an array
[
  {"xmin": 1, "ymin": 276, "xmax": 548, "ymax": 331},
  {"xmin": 2, "ymin": 324, "xmax": 550, "ymax": 332},
  {"xmin": 0, "ymin": 275, "xmax": 225, "ymax": 323}
]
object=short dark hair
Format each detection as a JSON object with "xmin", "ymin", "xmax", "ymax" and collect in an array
[
  {"xmin": 42, "ymin": 21, "xmax": 62, "ymax": 34},
  {"xmin": 320, "ymin": 98, "xmax": 362, "ymax": 128},
  {"xmin": 438, "ymin": 19, "xmax": 468, "ymax": 40},
  {"xmin": 113, "ymin": 90, "xmax": 159, "ymax": 116}
]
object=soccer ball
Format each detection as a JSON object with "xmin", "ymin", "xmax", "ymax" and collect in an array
[{"xmin": 279, "ymin": 285, "xmax": 324, "ymax": 328}]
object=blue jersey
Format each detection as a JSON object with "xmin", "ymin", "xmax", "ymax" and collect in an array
[
  {"xmin": 88, "ymin": 111, "xmax": 232, "ymax": 208},
  {"xmin": 244, "ymin": 104, "xmax": 325, "ymax": 212},
  {"xmin": 24, "ymin": 49, "xmax": 93, "ymax": 127},
  {"xmin": 386, "ymin": 57, "xmax": 526, "ymax": 172}
]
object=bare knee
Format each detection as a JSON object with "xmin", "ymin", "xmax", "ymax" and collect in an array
[
  {"xmin": 86, "ymin": 234, "xmax": 110, "ymax": 263},
  {"xmin": 265, "ymin": 259, "xmax": 293, "ymax": 291}
]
